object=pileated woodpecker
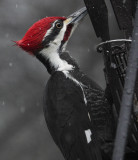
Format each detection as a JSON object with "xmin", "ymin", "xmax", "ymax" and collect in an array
[{"xmin": 15, "ymin": 7, "xmax": 115, "ymax": 160}]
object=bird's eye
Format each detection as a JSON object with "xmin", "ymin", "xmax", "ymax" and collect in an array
[{"xmin": 56, "ymin": 22, "xmax": 62, "ymax": 29}]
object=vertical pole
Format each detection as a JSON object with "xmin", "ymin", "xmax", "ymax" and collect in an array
[{"xmin": 112, "ymin": 3, "xmax": 138, "ymax": 160}]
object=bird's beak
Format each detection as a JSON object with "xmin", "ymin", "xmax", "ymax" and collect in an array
[{"xmin": 64, "ymin": 7, "xmax": 87, "ymax": 25}]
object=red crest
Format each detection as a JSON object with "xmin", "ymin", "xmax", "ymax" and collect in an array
[{"xmin": 15, "ymin": 17, "xmax": 66, "ymax": 54}]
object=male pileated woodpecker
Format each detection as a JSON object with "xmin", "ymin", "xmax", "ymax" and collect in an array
[{"xmin": 16, "ymin": 7, "xmax": 115, "ymax": 160}]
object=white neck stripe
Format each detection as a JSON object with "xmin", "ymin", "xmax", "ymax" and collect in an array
[{"xmin": 63, "ymin": 71, "xmax": 87, "ymax": 105}]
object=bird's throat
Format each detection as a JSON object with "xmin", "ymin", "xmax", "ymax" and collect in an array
[{"xmin": 36, "ymin": 50, "xmax": 74, "ymax": 74}]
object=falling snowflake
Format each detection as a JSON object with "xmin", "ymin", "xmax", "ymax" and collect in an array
[
  {"xmin": 5, "ymin": 33, "xmax": 9, "ymax": 38},
  {"xmin": 123, "ymin": 0, "xmax": 126, "ymax": 4},
  {"xmin": 9, "ymin": 62, "xmax": 13, "ymax": 67},
  {"xmin": 20, "ymin": 106, "xmax": 26, "ymax": 113},
  {"xmin": 2, "ymin": 101, "xmax": 5, "ymax": 106}
]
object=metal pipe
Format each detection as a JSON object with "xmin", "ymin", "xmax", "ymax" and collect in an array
[{"xmin": 112, "ymin": 3, "xmax": 138, "ymax": 160}]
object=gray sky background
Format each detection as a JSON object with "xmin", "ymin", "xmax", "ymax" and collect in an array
[{"xmin": 0, "ymin": 0, "xmax": 122, "ymax": 160}]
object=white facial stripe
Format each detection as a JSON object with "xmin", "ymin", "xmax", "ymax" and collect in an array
[
  {"xmin": 42, "ymin": 20, "xmax": 58, "ymax": 42},
  {"xmin": 40, "ymin": 20, "xmax": 74, "ymax": 72},
  {"xmin": 42, "ymin": 19, "xmax": 76, "ymax": 53},
  {"xmin": 40, "ymin": 21, "xmax": 73, "ymax": 72},
  {"xmin": 52, "ymin": 21, "xmax": 67, "ymax": 44},
  {"xmin": 85, "ymin": 129, "xmax": 92, "ymax": 143}
]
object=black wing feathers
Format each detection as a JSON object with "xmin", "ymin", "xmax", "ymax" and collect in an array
[{"xmin": 44, "ymin": 71, "xmax": 102, "ymax": 160}]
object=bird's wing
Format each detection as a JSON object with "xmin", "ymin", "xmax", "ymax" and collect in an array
[
  {"xmin": 74, "ymin": 71, "xmax": 115, "ymax": 138},
  {"xmin": 44, "ymin": 71, "xmax": 103, "ymax": 160},
  {"xmin": 72, "ymin": 71, "xmax": 115, "ymax": 157}
]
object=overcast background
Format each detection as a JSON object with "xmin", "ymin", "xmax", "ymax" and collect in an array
[{"xmin": 0, "ymin": 0, "xmax": 122, "ymax": 160}]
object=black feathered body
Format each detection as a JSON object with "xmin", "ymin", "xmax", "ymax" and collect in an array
[{"xmin": 43, "ymin": 52, "xmax": 115, "ymax": 160}]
